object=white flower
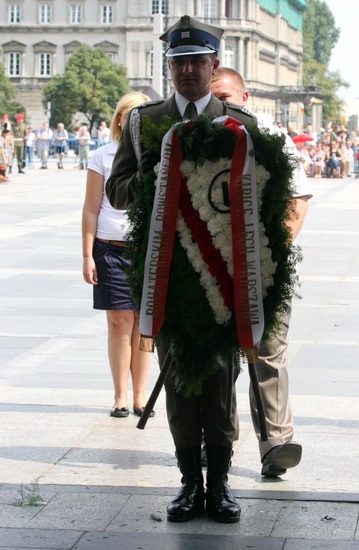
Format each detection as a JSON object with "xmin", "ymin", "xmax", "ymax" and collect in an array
[
  {"xmin": 176, "ymin": 158, "xmax": 275, "ymax": 324},
  {"xmin": 176, "ymin": 212, "xmax": 232, "ymax": 324}
]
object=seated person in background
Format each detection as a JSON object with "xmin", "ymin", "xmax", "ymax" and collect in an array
[
  {"xmin": 326, "ymin": 141, "xmax": 341, "ymax": 177},
  {"xmin": 310, "ymin": 142, "xmax": 326, "ymax": 178},
  {"xmin": 338, "ymin": 140, "xmax": 349, "ymax": 177},
  {"xmin": 345, "ymin": 140, "xmax": 354, "ymax": 176}
]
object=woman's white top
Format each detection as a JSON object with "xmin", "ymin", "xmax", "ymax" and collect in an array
[{"xmin": 87, "ymin": 140, "xmax": 129, "ymax": 241}]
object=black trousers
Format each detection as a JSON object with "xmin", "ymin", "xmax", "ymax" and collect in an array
[{"xmin": 157, "ymin": 343, "xmax": 238, "ymax": 449}]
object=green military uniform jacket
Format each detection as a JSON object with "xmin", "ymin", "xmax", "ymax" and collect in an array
[
  {"xmin": 106, "ymin": 94, "xmax": 256, "ymax": 210},
  {"xmin": 13, "ymin": 123, "xmax": 25, "ymax": 142}
]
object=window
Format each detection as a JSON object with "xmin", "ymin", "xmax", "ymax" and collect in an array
[
  {"xmin": 204, "ymin": 0, "xmax": 217, "ymax": 18},
  {"xmin": 9, "ymin": 5, "xmax": 21, "ymax": 23},
  {"xmin": 224, "ymin": 46, "xmax": 234, "ymax": 68},
  {"xmin": 101, "ymin": 5, "xmax": 113, "ymax": 24},
  {"xmin": 70, "ymin": 4, "xmax": 83, "ymax": 24},
  {"xmin": 225, "ymin": 0, "xmax": 233, "ymax": 18},
  {"xmin": 148, "ymin": 50, "xmax": 154, "ymax": 77},
  {"xmin": 8, "ymin": 52, "xmax": 21, "ymax": 76},
  {"xmin": 94, "ymin": 40, "xmax": 118, "ymax": 59},
  {"xmin": 39, "ymin": 5, "xmax": 52, "ymax": 24},
  {"xmin": 39, "ymin": 53, "xmax": 52, "ymax": 76},
  {"xmin": 152, "ymin": 0, "xmax": 168, "ymax": 14},
  {"xmin": 64, "ymin": 40, "xmax": 81, "ymax": 63}
]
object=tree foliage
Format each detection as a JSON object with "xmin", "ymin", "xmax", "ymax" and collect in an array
[
  {"xmin": 303, "ymin": 0, "xmax": 340, "ymax": 65},
  {"xmin": 42, "ymin": 44, "xmax": 130, "ymax": 131},
  {"xmin": 302, "ymin": 0, "xmax": 349, "ymax": 124},
  {"xmin": 0, "ymin": 62, "xmax": 26, "ymax": 121}
]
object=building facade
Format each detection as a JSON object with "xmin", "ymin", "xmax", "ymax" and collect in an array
[{"xmin": 1, "ymin": 0, "xmax": 320, "ymax": 131}]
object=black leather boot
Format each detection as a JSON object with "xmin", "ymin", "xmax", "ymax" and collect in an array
[
  {"xmin": 167, "ymin": 446, "xmax": 204, "ymax": 522},
  {"xmin": 206, "ymin": 444, "xmax": 241, "ymax": 523}
]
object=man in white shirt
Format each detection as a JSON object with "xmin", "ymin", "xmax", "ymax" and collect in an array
[
  {"xmin": 211, "ymin": 66, "xmax": 312, "ymax": 478},
  {"xmin": 97, "ymin": 121, "xmax": 110, "ymax": 146}
]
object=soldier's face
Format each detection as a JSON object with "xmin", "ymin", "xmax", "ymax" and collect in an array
[{"xmin": 168, "ymin": 54, "xmax": 220, "ymax": 101}]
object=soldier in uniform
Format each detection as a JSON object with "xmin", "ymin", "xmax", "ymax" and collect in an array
[
  {"xmin": 13, "ymin": 114, "xmax": 26, "ymax": 174},
  {"xmin": 106, "ymin": 16, "xmax": 257, "ymax": 524}
]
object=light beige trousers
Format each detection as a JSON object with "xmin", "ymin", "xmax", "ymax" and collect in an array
[{"xmin": 250, "ymin": 301, "xmax": 294, "ymax": 458}]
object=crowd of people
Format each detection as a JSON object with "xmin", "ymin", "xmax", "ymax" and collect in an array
[
  {"xmin": 0, "ymin": 116, "xmax": 112, "ymax": 179},
  {"xmin": 288, "ymin": 122, "xmax": 359, "ymax": 179},
  {"xmin": 1, "ymin": 114, "xmax": 358, "ymax": 182}
]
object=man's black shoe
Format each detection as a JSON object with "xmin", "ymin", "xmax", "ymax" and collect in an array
[
  {"xmin": 261, "ymin": 441, "xmax": 302, "ymax": 477},
  {"xmin": 206, "ymin": 480, "xmax": 240, "ymax": 523},
  {"xmin": 167, "ymin": 479, "xmax": 204, "ymax": 522}
]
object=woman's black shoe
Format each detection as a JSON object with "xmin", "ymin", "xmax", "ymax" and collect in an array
[
  {"xmin": 110, "ymin": 407, "xmax": 129, "ymax": 418},
  {"xmin": 133, "ymin": 405, "xmax": 155, "ymax": 417}
]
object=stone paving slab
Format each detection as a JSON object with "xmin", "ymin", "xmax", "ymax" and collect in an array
[
  {"xmin": 72, "ymin": 532, "xmax": 286, "ymax": 550},
  {"xmin": 0, "ymin": 527, "xmax": 82, "ymax": 549},
  {"xmin": 0, "ymin": 486, "xmax": 358, "ymax": 547},
  {"xmin": 1, "ymin": 529, "xmax": 358, "ymax": 550}
]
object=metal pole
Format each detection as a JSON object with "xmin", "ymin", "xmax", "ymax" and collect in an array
[
  {"xmin": 136, "ymin": 347, "xmax": 172, "ymax": 430},
  {"xmin": 248, "ymin": 362, "xmax": 268, "ymax": 441}
]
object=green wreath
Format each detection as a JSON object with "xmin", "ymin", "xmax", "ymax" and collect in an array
[{"xmin": 126, "ymin": 114, "xmax": 302, "ymax": 396}]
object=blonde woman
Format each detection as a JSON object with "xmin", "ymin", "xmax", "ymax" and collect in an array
[{"xmin": 82, "ymin": 91, "xmax": 154, "ymax": 418}]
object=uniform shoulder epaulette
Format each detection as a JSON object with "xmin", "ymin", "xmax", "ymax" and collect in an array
[
  {"xmin": 224, "ymin": 102, "xmax": 255, "ymax": 118},
  {"xmin": 137, "ymin": 100, "xmax": 165, "ymax": 109}
]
